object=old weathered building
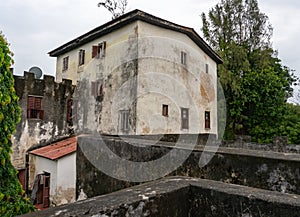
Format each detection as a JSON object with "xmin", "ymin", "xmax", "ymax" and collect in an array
[
  {"xmin": 29, "ymin": 137, "xmax": 77, "ymax": 208},
  {"xmin": 12, "ymin": 72, "xmax": 75, "ymax": 193},
  {"xmin": 13, "ymin": 9, "xmax": 223, "ymax": 208},
  {"xmin": 49, "ymin": 9, "xmax": 222, "ymax": 137}
]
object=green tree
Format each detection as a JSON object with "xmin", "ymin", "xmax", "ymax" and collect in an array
[
  {"xmin": 0, "ymin": 33, "xmax": 34, "ymax": 216},
  {"xmin": 201, "ymin": 0, "xmax": 297, "ymax": 142}
]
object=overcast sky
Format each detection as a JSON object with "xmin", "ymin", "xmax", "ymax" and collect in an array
[{"xmin": 1, "ymin": 0, "xmax": 300, "ymax": 81}]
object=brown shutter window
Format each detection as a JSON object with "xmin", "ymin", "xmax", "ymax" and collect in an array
[
  {"xmin": 27, "ymin": 96, "xmax": 44, "ymax": 120},
  {"xmin": 92, "ymin": 46, "xmax": 98, "ymax": 58},
  {"xmin": 27, "ymin": 96, "xmax": 35, "ymax": 109}
]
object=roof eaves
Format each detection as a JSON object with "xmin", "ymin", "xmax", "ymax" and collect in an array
[{"xmin": 48, "ymin": 9, "xmax": 222, "ymax": 64}]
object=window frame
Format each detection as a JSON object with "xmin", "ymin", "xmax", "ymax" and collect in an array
[
  {"xmin": 181, "ymin": 107, "xmax": 189, "ymax": 129},
  {"xmin": 205, "ymin": 111, "xmax": 211, "ymax": 129},
  {"xmin": 92, "ymin": 41, "xmax": 106, "ymax": 59},
  {"xmin": 205, "ymin": 63, "xmax": 209, "ymax": 73},
  {"xmin": 120, "ymin": 110, "xmax": 130, "ymax": 132},
  {"xmin": 181, "ymin": 51, "xmax": 187, "ymax": 65},
  {"xmin": 62, "ymin": 56, "xmax": 69, "ymax": 71},
  {"xmin": 27, "ymin": 96, "xmax": 44, "ymax": 119},
  {"xmin": 162, "ymin": 104, "xmax": 168, "ymax": 117},
  {"xmin": 91, "ymin": 80, "xmax": 103, "ymax": 97},
  {"xmin": 78, "ymin": 49, "xmax": 85, "ymax": 66}
]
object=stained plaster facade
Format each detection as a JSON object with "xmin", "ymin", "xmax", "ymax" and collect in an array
[
  {"xmin": 29, "ymin": 152, "xmax": 76, "ymax": 206},
  {"xmin": 49, "ymin": 9, "xmax": 222, "ymax": 137},
  {"xmin": 12, "ymin": 72, "xmax": 75, "ymax": 170}
]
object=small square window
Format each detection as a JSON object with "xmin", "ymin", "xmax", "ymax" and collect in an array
[
  {"xmin": 181, "ymin": 51, "xmax": 187, "ymax": 65},
  {"xmin": 162, "ymin": 104, "xmax": 168, "ymax": 116}
]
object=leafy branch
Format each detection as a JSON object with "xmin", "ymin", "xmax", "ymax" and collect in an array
[{"xmin": 98, "ymin": 0, "xmax": 128, "ymax": 19}]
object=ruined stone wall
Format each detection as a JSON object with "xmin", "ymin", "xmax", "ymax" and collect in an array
[
  {"xmin": 12, "ymin": 72, "xmax": 75, "ymax": 169},
  {"xmin": 20, "ymin": 177, "xmax": 300, "ymax": 217},
  {"xmin": 76, "ymin": 136, "xmax": 300, "ymax": 199}
]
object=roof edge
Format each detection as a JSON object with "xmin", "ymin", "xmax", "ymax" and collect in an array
[{"xmin": 48, "ymin": 9, "xmax": 222, "ymax": 64}]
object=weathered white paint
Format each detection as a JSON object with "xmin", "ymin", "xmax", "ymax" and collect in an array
[
  {"xmin": 136, "ymin": 21, "xmax": 217, "ymax": 135},
  {"xmin": 30, "ymin": 155, "xmax": 57, "ymax": 204},
  {"xmin": 54, "ymin": 19, "xmax": 218, "ymax": 137},
  {"xmin": 29, "ymin": 153, "xmax": 76, "ymax": 206},
  {"xmin": 11, "ymin": 120, "xmax": 59, "ymax": 169}
]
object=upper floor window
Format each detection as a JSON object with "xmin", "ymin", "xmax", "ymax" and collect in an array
[
  {"xmin": 63, "ymin": 56, "xmax": 69, "ymax": 71},
  {"xmin": 78, "ymin": 49, "xmax": 85, "ymax": 66},
  {"xmin": 162, "ymin": 104, "xmax": 168, "ymax": 117},
  {"xmin": 27, "ymin": 96, "xmax": 44, "ymax": 119},
  {"xmin": 181, "ymin": 51, "xmax": 187, "ymax": 65},
  {"xmin": 181, "ymin": 108, "xmax": 189, "ymax": 129},
  {"xmin": 205, "ymin": 63, "xmax": 209, "ymax": 73},
  {"xmin": 91, "ymin": 79, "xmax": 103, "ymax": 97},
  {"xmin": 92, "ymin": 41, "xmax": 106, "ymax": 59},
  {"xmin": 205, "ymin": 111, "xmax": 210, "ymax": 129}
]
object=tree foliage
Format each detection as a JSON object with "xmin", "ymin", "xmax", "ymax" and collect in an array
[
  {"xmin": 0, "ymin": 33, "xmax": 34, "ymax": 216},
  {"xmin": 201, "ymin": 0, "xmax": 299, "ymax": 143},
  {"xmin": 98, "ymin": 0, "xmax": 128, "ymax": 19}
]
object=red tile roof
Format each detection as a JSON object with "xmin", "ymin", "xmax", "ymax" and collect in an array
[{"xmin": 30, "ymin": 137, "xmax": 77, "ymax": 160}]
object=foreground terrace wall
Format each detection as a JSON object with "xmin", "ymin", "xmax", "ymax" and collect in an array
[
  {"xmin": 76, "ymin": 135, "xmax": 300, "ymax": 198},
  {"xmin": 20, "ymin": 177, "xmax": 300, "ymax": 217}
]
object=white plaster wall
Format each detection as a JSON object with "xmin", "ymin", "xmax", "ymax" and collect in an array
[
  {"xmin": 54, "ymin": 20, "xmax": 218, "ymax": 136},
  {"xmin": 56, "ymin": 153, "xmax": 76, "ymax": 204},
  {"xmin": 11, "ymin": 120, "xmax": 61, "ymax": 169},
  {"xmin": 31, "ymin": 156, "xmax": 57, "ymax": 204},
  {"xmin": 56, "ymin": 22, "xmax": 139, "ymax": 84},
  {"xmin": 56, "ymin": 22, "xmax": 139, "ymax": 135},
  {"xmin": 136, "ymin": 21, "xmax": 218, "ymax": 135}
]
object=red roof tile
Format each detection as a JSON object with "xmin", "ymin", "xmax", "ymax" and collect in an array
[{"xmin": 30, "ymin": 137, "xmax": 77, "ymax": 160}]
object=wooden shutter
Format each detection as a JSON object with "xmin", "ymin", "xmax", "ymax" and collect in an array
[
  {"xmin": 27, "ymin": 96, "xmax": 35, "ymax": 109},
  {"xmin": 92, "ymin": 46, "xmax": 98, "ymax": 58},
  {"xmin": 39, "ymin": 110, "xmax": 44, "ymax": 120},
  {"xmin": 35, "ymin": 97, "xmax": 42, "ymax": 110}
]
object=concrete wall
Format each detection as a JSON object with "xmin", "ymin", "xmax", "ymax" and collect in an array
[
  {"xmin": 19, "ymin": 177, "xmax": 300, "ymax": 217},
  {"xmin": 12, "ymin": 72, "xmax": 74, "ymax": 169},
  {"xmin": 76, "ymin": 136, "xmax": 300, "ymax": 199}
]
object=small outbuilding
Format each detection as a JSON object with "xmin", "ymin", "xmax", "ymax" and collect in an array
[{"xmin": 29, "ymin": 136, "xmax": 77, "ymax": 208}]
